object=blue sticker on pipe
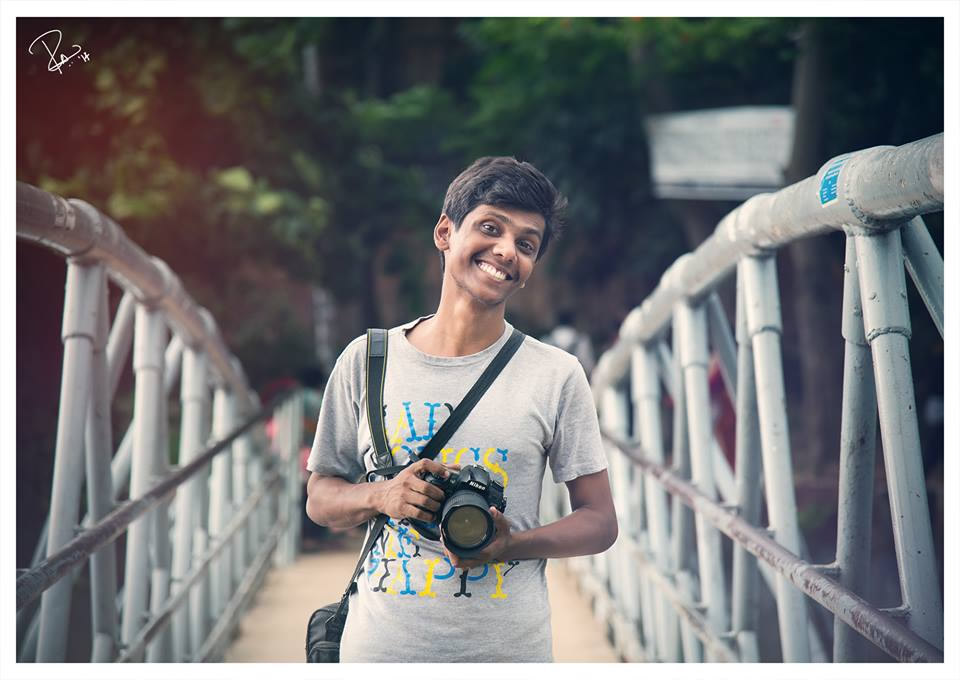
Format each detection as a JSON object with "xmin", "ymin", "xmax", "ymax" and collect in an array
[{"xmin": 819, "ymin": 156, "xmax": 849, "ymax": 206}]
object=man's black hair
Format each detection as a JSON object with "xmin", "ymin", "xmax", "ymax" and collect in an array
[{"xmin": 439, "ymin": 156, "xmax": 566, "ymax": 271}]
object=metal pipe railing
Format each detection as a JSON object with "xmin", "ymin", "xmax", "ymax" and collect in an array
[
  {"xmin": 16, "ymin": 391, "xmax": 290, "ymax": 613},
  {"xmin": 16, "ymin": 182, "xmax": 252, "ymax": 411},
  {"xmin": 191, "ymin": 508, "xmax": 287, "ymax": 661},
  {"xmin": 832, "ymin": 236, "xmax": 879, "ymax": 661},
  {"xmin": 17, "ymin": 181, "xmax": 308, "ymax": 662},
  {"xmin": 603, "ymin": 434, "xmax": 943, "ymax": 663},
  {"xmin": 116, "ymin": 468, "xmax": 284, "ymax": 662},
  {"xmin": 576, "ymin": 132, "xmax": 943, "ymax": 663},
  {"xmin": 591, "ymin": 133, "xmax": 944, "ymax": 399}
]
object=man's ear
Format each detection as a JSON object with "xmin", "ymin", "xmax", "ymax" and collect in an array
[{"xmin": 434, "ymin": 214, "xmax": 453, "ymax": 253}]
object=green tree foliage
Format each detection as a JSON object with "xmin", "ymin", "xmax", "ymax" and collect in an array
[{"xmin": 17, "ymin": 16, "xmax": 942, "ymax": 383}]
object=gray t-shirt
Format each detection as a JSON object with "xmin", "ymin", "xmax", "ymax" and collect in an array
[{"xmin": 306, "ymin": 316, "xmax": 607, "ymax": 662}]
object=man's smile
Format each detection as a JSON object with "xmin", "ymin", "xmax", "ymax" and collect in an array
[{"xmin": 475, "ymin": 259, "xmax": 513, "ymax": 282}]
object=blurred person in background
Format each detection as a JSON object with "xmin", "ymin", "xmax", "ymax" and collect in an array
[{"xmin": 540, "ymin": 309, "xmax": 596, "ymax": 377}]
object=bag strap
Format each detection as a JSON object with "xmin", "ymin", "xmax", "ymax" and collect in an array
[
  {"xmin": 415, "ymin": 327, "xmax": 525, "ymax": 462},
  {"xmin": 365, "ymin": 328, "xmax": 393, "ymax": 470},
  {"xmin": 328, "ymin": 513, "xmax": 389, "ymax": 625},
  {"xmin": 325, "ymin": 329, "xmax": 393, "ymax": 626}
]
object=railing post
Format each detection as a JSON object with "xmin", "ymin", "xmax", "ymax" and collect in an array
[
  {"xmin": 675, "ymin": 301, "xmax": 729, "ymax": 660},
  {"xmin": 20, "ymin": 289, "xmax": 140, "ymax": 663},
  {"xmin": 591, "ymin": 388, "xmax": 619, "ymax": 618},
  {"xmin": 832, "ymin": 235, "xmax": 880, "ymax": 661},
  {"xmin": 249, "ymin": 448, "xmax": 266, "ymax": 562},
  {"xmin": 146, "ymin": 388, "xmax": 174, "ymax": 662},
  {"xmin": 740, "ymin": 253, "xmax": 811, "ymax": 662},
  {"xmin": 601, "ymin": 385, "xmax": 642, "ymax": 660},
  {"xmin": 707, "ymin": 292, "xmax": 738, "ymax": 403},
  {"xmin": 209, "ymin": 387, "xmax": 236, "ymax": 622},
  {"xmin": 232, "ymin": 420, "xmax": 253, "ymax": 597},
  {"xmin": 854, "ymin": 227, "xmax": 943, "ymax": 649},
  {"xmin": 36, "ymin": 261, "xmax": 103, "ymax": 661},
  {"xmin": 169, "ymin": 348, "xmax": 209, "ymax": 661},
  {"xmin": 899, "ymin": 216, "xmax": 943, "ymax": 338},
  {"xmin": 190, "ymin": 529, "xmax": 210, "ymax": 653},
  {"xmin": 631, "ymin": 345, "xmax": 680, "ymax": 661},
  {"xmin": 119, "ymin": 302, "xmax": 168, "ymax": 661},
  {"xmin": 84, "ymin": 267, "xmax": 119, "ymax": 662},
  {"xmin": 277, "ymin": 392, "xmax": 303, "ymax": 566},
  {"xmin": 729, "ymin": 263, "xmax": 764, "ymax": 662},
  {"xmin": 660, "ymin": 331, "xmax": 701, "ymax": 662},
  {"xmin": 106, "ymin": 292, "xmax": 136, "ymax": 399},
  {"xmin": 108, "ymin": 336, "xmax": 183, "ymax": 504}
]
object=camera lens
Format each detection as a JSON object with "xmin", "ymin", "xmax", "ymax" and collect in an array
[
  {"xmin": 440, "ymin": 491, "xmax": 495, "ymax": 553},
  {"xmin": 444, "ymin": 505, "xmax": 490, "ymax": 549}
]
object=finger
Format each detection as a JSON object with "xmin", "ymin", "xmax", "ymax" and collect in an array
[
  {"xmin": 408, "ymin": 492, "xmax": 441, "ymax": 513},
  {"xmin": 410, "ymin": 478, "xmax": 446, "ymax": 504},
  {"xmin": 404, "ymin": 505, "xmax": 437, "ymax": 523},
  {"xmin": 419, "ymin": 459, "xmax": 452, "ymax": 478},
  {"xmin": 490, "ymin": 507, "xmax": 510, "ymax": 530}
]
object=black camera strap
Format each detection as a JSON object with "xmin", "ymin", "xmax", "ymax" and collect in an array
[
  {"xmin": 365, "ymin": 328, "xmax": 393, "ymax": 470},
  {"xmin": 330, "ymin": 325, "xmax": 526, "ymax": 622}
]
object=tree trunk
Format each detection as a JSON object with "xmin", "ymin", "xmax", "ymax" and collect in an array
[{"xmin": 783, "ymin": 21, "xmax": 844, "ymax": 474}]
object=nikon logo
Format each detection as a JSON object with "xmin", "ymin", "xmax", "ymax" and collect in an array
[{"xmin": 467, "ymin": 480, "xmax": 486, "ymax": 491}]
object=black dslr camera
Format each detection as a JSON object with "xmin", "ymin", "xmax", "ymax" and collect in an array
[{"xmin": 409, "ymin": 465, "xmax": 506, "ymax": 558}]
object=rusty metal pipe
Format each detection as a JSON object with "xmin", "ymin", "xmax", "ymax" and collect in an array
[
  {"xmin": 16, "ymin": 391, "xmax": 292, "ymax": 612},
  {"xmin": 602, "ymin": 433, "xmax": 943, "ymax": 663}
]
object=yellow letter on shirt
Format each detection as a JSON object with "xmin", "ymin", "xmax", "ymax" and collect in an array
[
  {"xmin": 418, "ymin": 558, "xmax": 441, "ymax": 598},
  {"xmin": 490, "ymin": 562, "xmax": 508, "ymax": 600}
]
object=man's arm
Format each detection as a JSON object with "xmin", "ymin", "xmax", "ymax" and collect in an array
[
  {"xmin": 443, "ymin": 469, "xmax": 617, "ymax": 569},
  {"xmin": 305, "ymin": 458, "xmax": 452, "ymax": 530}
]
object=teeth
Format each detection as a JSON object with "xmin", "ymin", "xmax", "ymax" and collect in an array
[{"xmin": 477, "ymin": 261, "xmax": 507, "ymax": 281}]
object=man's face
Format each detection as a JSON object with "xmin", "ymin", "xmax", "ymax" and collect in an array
[{"xmin": 436, "ymin": 204, "xmax": 546, "ymax": 308}]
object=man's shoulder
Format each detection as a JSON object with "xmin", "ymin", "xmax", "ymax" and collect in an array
[
  {"xmin": 330, "ymin": 333, "xmax": 369, "ymax": 378},
  {"xmin": 519, "ymin": 333, "xmax": 585, "ymax": 376},
  {"xmin": 333, "ymin": 318, "xmax": 421, "ymax": 374}
]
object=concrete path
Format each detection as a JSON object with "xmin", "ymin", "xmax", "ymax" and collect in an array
[{"xmin": 225, "ymin": 531, "xmax": 618, "ymax": 663}]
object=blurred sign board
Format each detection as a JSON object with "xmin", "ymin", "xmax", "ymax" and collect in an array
[{"xmin": 644, "ymin": 106, "xmax": 795, "ymax": 200}]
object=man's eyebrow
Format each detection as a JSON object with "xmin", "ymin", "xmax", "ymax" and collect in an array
[{"xmin": 482, "ymin": 211, "xmax": 544, "ymax": 238}]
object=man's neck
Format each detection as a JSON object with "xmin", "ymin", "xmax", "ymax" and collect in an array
[{"xmin": 407, "ymin": 291, "xmax": 506, "ymax": 358}]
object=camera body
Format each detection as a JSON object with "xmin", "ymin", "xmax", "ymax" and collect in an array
[{"xmin": 411, "ymin": 465, "xmax": 506, "ymax": 558}]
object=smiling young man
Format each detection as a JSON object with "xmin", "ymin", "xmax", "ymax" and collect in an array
[{"xmin": 305, "ymin": 156, "xmax": 617, "ymax": 662}]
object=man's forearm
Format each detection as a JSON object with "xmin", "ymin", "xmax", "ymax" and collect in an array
[
  {"xmin": 502, "ymin": 505, "xmax": 617, "ymax": 560},
  {"xmin": 306, "ymin": 475, "xmax": 382, "ymax": 529}
]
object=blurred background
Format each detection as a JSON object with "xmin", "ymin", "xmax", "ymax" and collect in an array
[{"xmin": 17, "ymin": 16, "xmax": 943, "ymax": 602}]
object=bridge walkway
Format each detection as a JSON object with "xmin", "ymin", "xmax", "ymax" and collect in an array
[{"xmin": 225, "ymin": 529, "xmax": 618, "ymax": 662}]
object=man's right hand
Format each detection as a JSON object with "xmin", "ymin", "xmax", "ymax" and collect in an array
[{"xmin": 373, "ymin": 458, "xmax": 451, "ymax": 521}]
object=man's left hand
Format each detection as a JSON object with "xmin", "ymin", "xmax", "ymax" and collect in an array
[{"xmin": 441, "ymin": 507, "xmax": 513, "ymax": 570}]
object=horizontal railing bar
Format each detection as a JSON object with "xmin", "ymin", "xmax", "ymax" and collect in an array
[
  {"xmin": 116, "ymin": 469, "xmax": 284, "ymax": 662},
  {"xmin": 16, "ymin": 389, "xmax": 296, "ymax": 612},
  {"xmin": 15, "ymin": 181, "xmax": 253, "ymax": 411},
  {"xmin": 592, "ymin": 133, "xmax": 943, "ymax": 402},
  {"xmin": 192, "ymin": 518, "xmax": 286, "ymax": 662},
  {"xmin": 601, "ymin": 432, "xmax": 944, "ymax": 663}
]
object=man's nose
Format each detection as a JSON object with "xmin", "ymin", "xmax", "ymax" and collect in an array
[{"xmin": 492, "ymin": 236, "xmax": 516, "ymax": 262}]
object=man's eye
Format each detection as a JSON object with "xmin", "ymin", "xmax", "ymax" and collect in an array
[
  {"xmin": 519, "ymin": 241, "xmax": 536, "ymax": 253},
  {"xmin": 481, "ymin": 223, "xmax": 498, "ymax": 234}
]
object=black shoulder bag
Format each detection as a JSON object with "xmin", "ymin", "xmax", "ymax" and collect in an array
[{"xmin": 305, "ymin": 326, "xmax": 524, "ymax": 662}]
